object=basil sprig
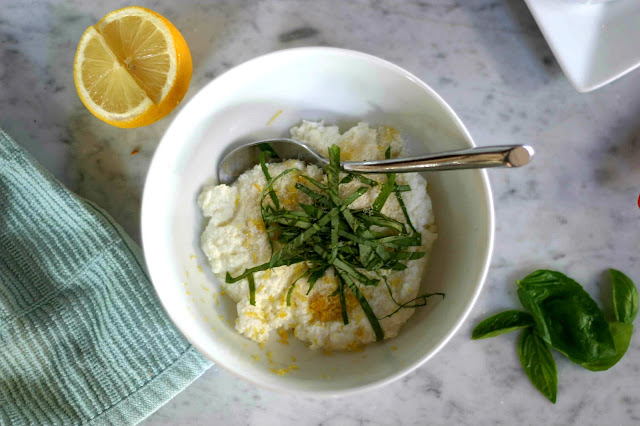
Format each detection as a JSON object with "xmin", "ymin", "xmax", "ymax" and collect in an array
[
  {"xmin": 473, "ymin": 269, "xmax": 638, "ymax": 403},
  {"xmin": 226, "ymin": 144, "xmax": 442, "ymax": 340}
]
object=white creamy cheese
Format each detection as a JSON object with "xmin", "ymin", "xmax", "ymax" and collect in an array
[{"xmin": 198, "ymin": 121, "xmax": 437, "ymax": 350}]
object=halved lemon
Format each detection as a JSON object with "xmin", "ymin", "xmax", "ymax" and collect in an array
[{"xmin": 73, "ymin": 6, "xmax": 192, "ymax": 128}]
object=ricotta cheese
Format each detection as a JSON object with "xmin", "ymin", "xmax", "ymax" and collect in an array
[{"xmin": 198, "ymin": 121, "xmax": 437, "ymax": 350}]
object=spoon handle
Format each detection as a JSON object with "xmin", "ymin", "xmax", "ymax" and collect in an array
[{"xmin": 341, "ymin": 145, "xmax": 534, "ymax": 173}]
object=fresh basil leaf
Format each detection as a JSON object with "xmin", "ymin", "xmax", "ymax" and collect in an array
[
  {"xmin": 518, "ymin": 328, "xmax": 557, "ymax": 404},
  {"xmin": 472, "ymin": 310, "xmax": 534, "ymax": 340},
  {"xmin": 517, "ymin": 270, "xmax": 616, "ymax": 364},
  {"xmin": 580, "ymin": 322, "xmax": 633, "ymax": 371},
  {"xmin": 610, "ymin": 269, "xmax": 639, "ymax": 324}
]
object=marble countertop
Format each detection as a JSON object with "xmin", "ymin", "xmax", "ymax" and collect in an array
[{"xmin": 2, "ymin": 0, "xmax": 639, "ymax": 424}]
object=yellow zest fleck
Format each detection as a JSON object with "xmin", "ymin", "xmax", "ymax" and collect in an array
[
  {"xmin": 270, "ymin": 364, "xmax": 298, "ymax": 376},
  {"xmin": 218, "ymin": 315, "xmax": 224, "ymax": 320},
  {"xmin": 185, "ymin": 290, "xmax": 191, "ymax": 295},
  {"xmin": 197, "ymin": 265, "xmax": 203, "ymax": 273},
  {"xmin": 253, "ymin": 183, "xmax": 262, "ymax": 191},
  {"xmin": 323, "ymin": 349, "xmax": 332, "ymax": 356},
  {"xmin": 200, "ymin": 297, "xmax": 206, "ymax": 303},
  {"xmin": 354, "ymin": 326, "xmax": 365, "ymax": 338},
  {"xmin": 227, "ymin": 320, "xmax": 233, "ymax": 327},
  {"xmin": 291, "ymin": 356, "xmax": 296, "ymax": 362},
  {"xmin": 192, "ymin": 298, "xmax": 197, "ymax": 304},
  {"xmin": 183, "ymin": 282, "xmax": 188, "ymax": 286},
  {"xmin": 251, "ymin": 355, "xmax": 259, "ymax": 361},
  {"xmin": 259, "ymin": 342, "xmax": 265, "ymax": 350},
  {"xmin": 210, "ymin": 326, "xmax": 215, "ymax": 331},
  {"xmin": 267, "ymin": 109, "xmax": 283, "ymax": 126},
  {"xmin": 269, "ymin": 296, "xmax": 275, "ymax": 303},
  {"xmin": 220, "ymin": 290, "xmax": 227, "ymax": 296},
  {"xmin": 346, "ymin": 342, "xmax": 365, "ymax": 352},
  {"xmin": 242, "ymin": 231, "xmax": 251, "ymax": 247},
  {"xmin": 379, "ymin": 126, "xmax": 400, "ymax": 145},
  {"xmin": 277, "ymin": 311, "xmax": 287, "ymax": 318},
  {"xmin": 308, "ymin": 287, "xmax": 357, "ymax": 323},
  {"xmin": 391, "ymin": 346, "xmax": 398, "ymax": 351},
  {"xmin": 190, "ymin": 254, "xmax": 197, "ymax": 260},
  {"xmin": 263, "ymin": 269, "xmax": 272, "ymax": 280},
  {"xmin": 204, "ymin": 315, "xmax": 209, "ymax": 322},
  {"xmin": 293, "ymin": 263, "xmax": 307, "ymax": 275},
  {"xmin": 266, "ymin": 351, "xmax": 274, "ymax": 365},
  {"xmin": 200, "ymin": 284, "xmax": 210, "ymax": 291},
  {"xmin": 277, "ymin": 329, "xmax": 289, "ymax": 345},
  {"xmin": 185, "ymin": 270, "xmax": 189, "ymax": 278},
  {"xmin": 246, "ymin": 310, "xmax": 264, "ymax": 319},
  {"xmin": 249, "ymin": 218, "xmax": 266, "ymax": 232}
]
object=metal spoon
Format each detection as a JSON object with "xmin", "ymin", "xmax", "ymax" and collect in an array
[{"xmin": 218, "ymin": 138, "xmax": 534, "ymax": 184}]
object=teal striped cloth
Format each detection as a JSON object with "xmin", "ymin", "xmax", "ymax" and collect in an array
[{"xmin": 0, "ymin": 128, "xmax": 212, "ymax": 425}]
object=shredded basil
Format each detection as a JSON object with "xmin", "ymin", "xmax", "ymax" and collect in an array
[
  {"xmin": 226, "ymin": 144, "xmax": 438, "ymax": 340},
  {"xmin": 247, "ymin": 273, "xmax": 256, "ymax": 306}
]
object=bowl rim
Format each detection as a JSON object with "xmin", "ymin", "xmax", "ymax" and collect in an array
[{"xmin": 141, "ymin": 46, "xmax": 495, "ymax": 397}]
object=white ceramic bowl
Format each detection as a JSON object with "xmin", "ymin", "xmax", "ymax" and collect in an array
[{"xmin": 142, "ymin": 47, "xmax": 494, "ymax": 396}]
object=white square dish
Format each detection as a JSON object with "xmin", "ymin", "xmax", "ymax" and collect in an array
[{"xmin": 524, "ymin": 0, "xmax": 640, "ymax": 92}]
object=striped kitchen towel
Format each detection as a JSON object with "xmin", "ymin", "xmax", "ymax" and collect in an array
[{"xmin": 0, "ymin": 128, "xmax": 211, "ymax": 425}]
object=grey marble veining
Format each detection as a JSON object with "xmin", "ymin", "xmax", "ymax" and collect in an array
[{"xmin": 2, "ymin": 0, "xmax": 640, "ymax": 424}]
